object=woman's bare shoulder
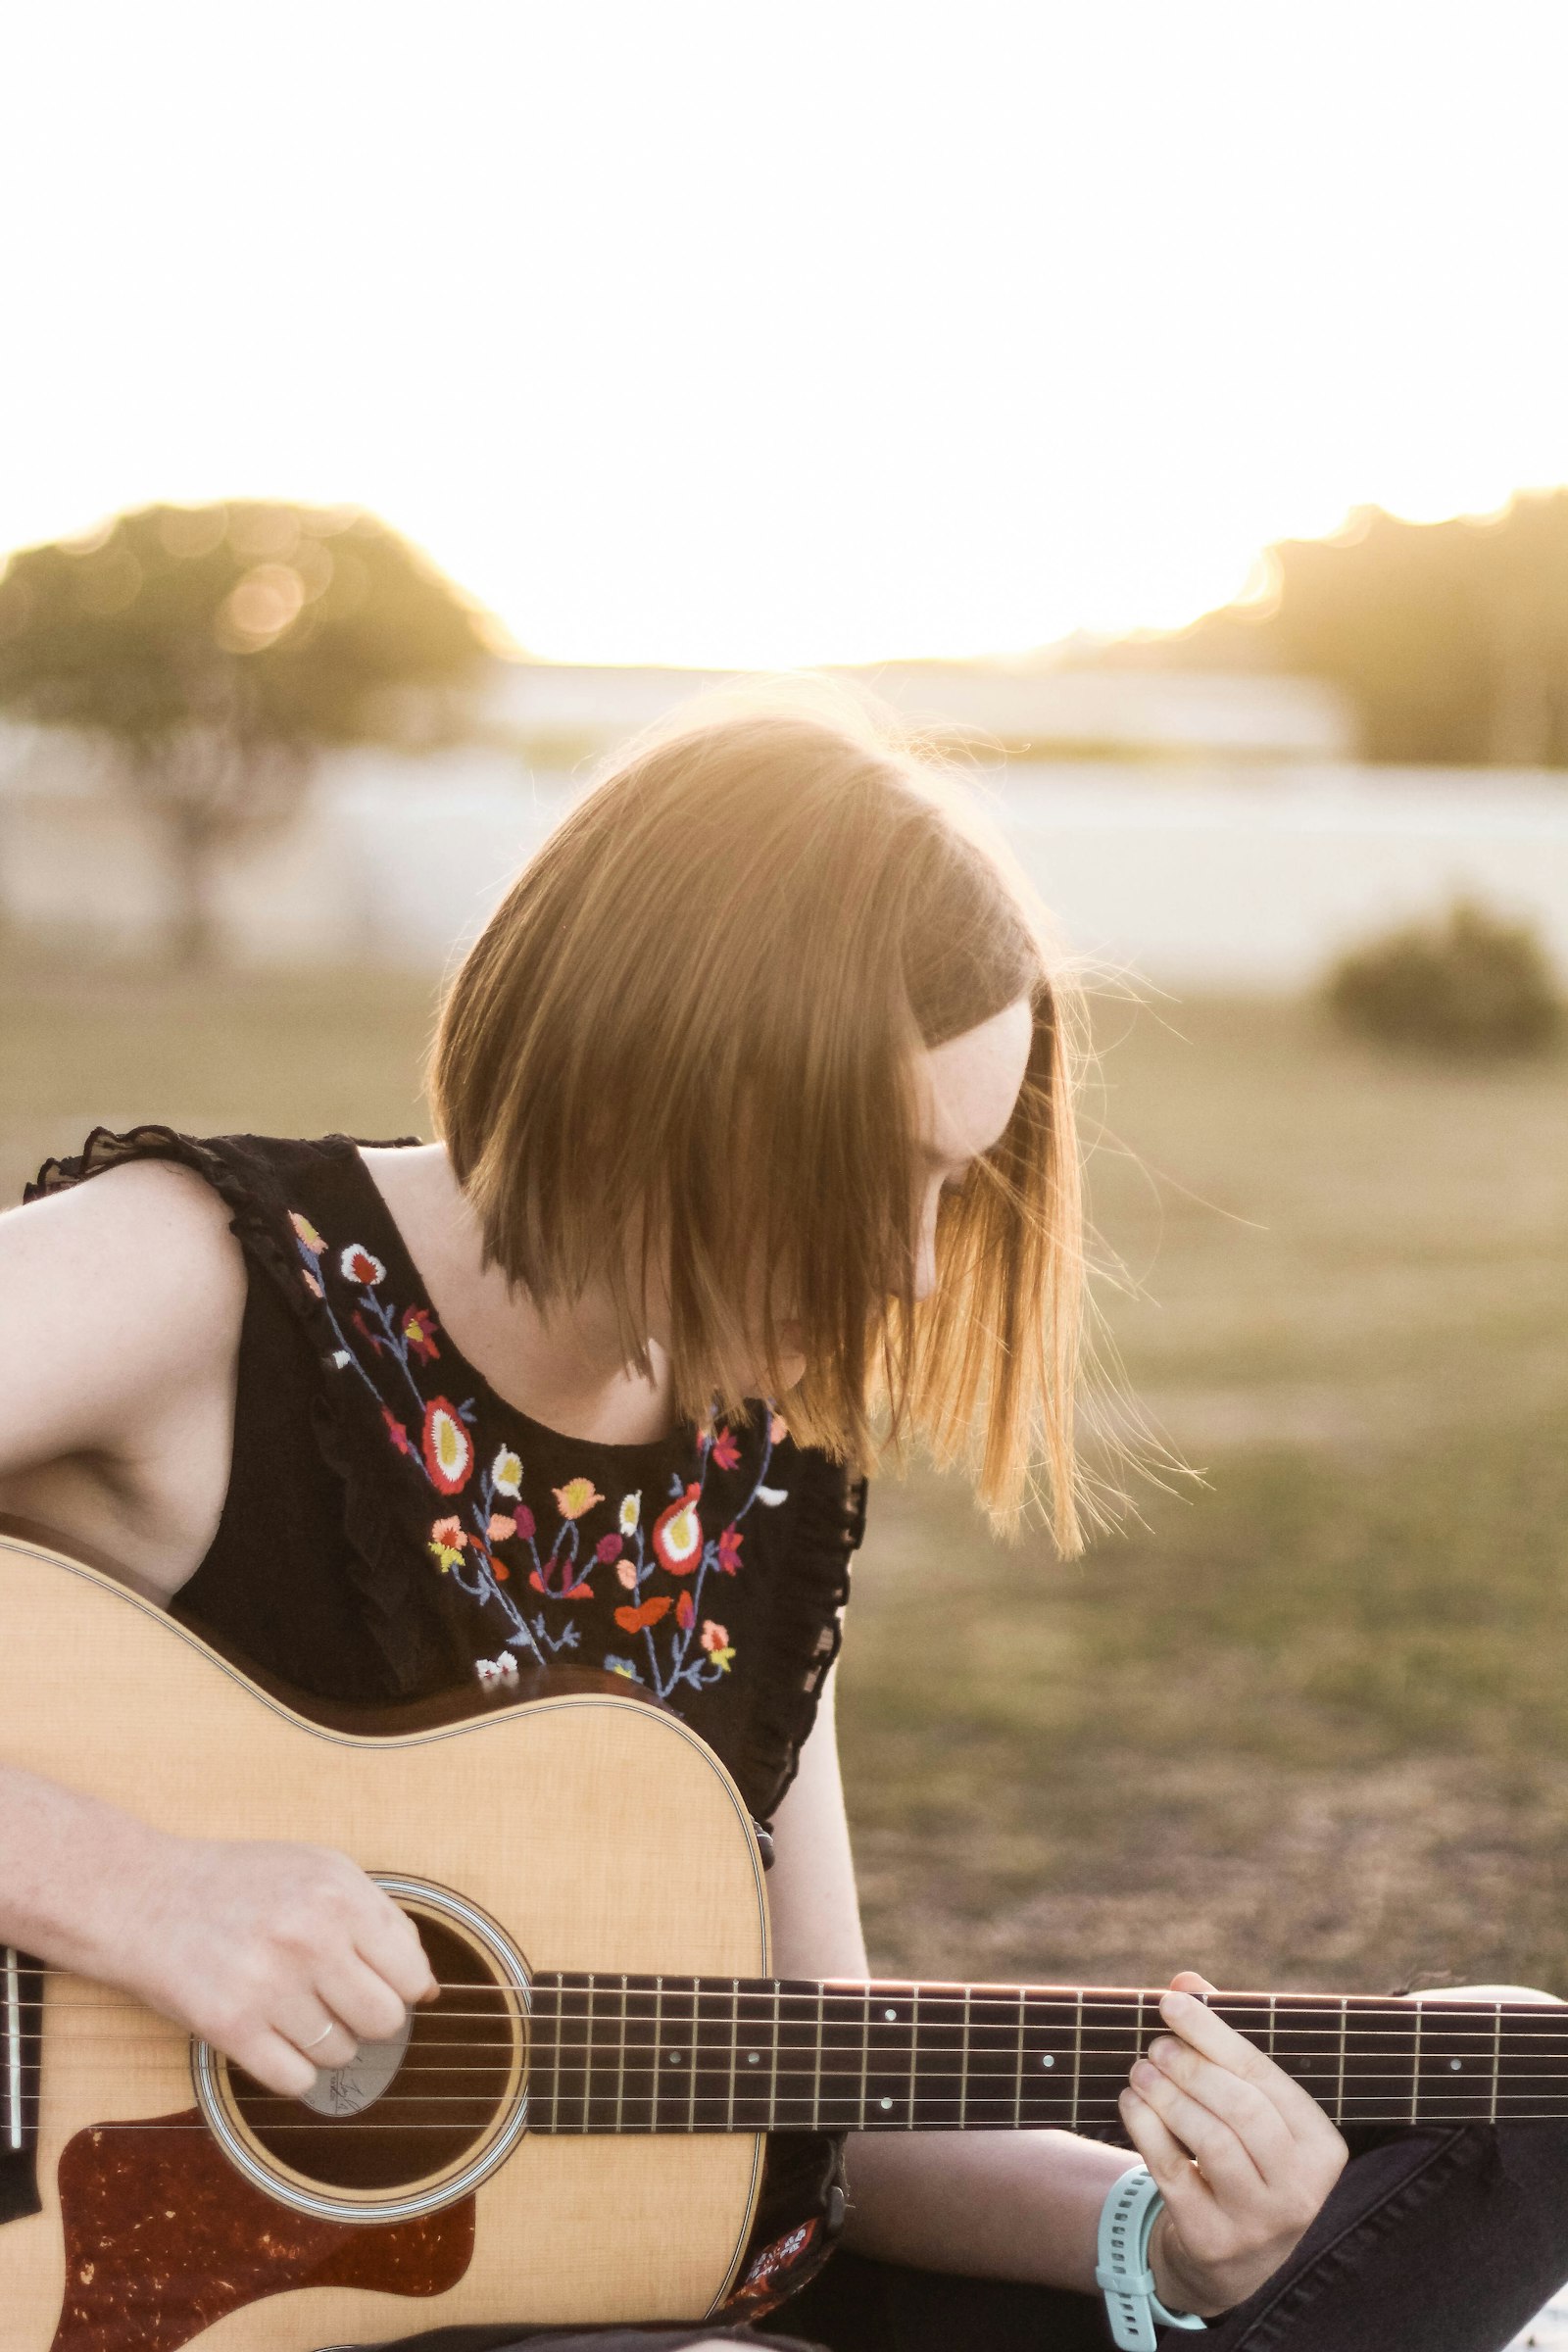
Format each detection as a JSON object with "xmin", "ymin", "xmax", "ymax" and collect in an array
[{"xmin": 0, "ymin": 1155, "xmax": 248, "ymax": 1475}]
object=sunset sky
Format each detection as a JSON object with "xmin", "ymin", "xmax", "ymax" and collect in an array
[{"xmin": 4, "ymin": 4, "xmax": 1566, "ymax": 667}]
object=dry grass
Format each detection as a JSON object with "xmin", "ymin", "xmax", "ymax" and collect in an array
[{"xmin": 6, "ymin": 960, "xmax": 1568, "ymax": 1998}]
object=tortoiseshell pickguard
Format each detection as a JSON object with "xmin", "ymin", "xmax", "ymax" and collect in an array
[{"xmin": 50, "ymin": 2108, "xmax": 474, "ymax": 2352}]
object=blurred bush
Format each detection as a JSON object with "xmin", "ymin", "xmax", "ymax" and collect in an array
[{"xmin": 1326, "ymin": 900, "xmax": 1563, "ymax": 1056}]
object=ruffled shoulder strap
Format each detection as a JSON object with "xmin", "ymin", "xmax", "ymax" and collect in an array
[
  {"xmin": 738, "ymin": 1441, "xmax": 868, "ymax": 1823},
  {"xmin": 25, "ymin": 1126, "xmax": 450, "ymax": 1696}
]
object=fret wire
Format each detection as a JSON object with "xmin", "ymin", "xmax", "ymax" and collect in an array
[
  {"xmin": 811, "ymin": 1984, "xmax": 824, "ymax": 2132},
  {"xmin": 769, "ymin": 1981, "xmax": 781, "ymax": 2126},
  {"xmin": 1336, "ymin": 1997, "xmax": 1348, "ymax": 2124},
  {"xmin": 1267, "ymin": 1991, "xmax": 1276, "ymax": 2065},
  {"xmin": 1070, "ymin": 1989, "xmax": 1083, "ymax": 2128},
  {"xmin": 681, "ymin": 1976, "xmax": 696, "ymax": 2144},
  {"xmin": 653, "ymin": 1978, "xmax": 664, "ymax": 2131},
  {"xmin": 957, "ymin": 1987, "xmax": 970, "ymax": 2130},
  {"xmin": 728, "ymin": 1978, "xmax": 738, "ymax": 2134},
  {"xmin": 1011, "ymin": 1987, "xmax": 1025, "ymax": 2128},
  {"xmin": 615, "ymin": 1976, "xmax": 627, "ymax": 2136},
  {"xmin": 907, "ymin": 1985, "xmax": 920, "ymax": 2130},
  {"xmin": 1491, "ymin": 2006, "xmax": 1501, "ymax": 2125},
  {"xmin": 582, "ymin": 1979, "xmax": 594, "ymax": 2135},
  {"xmin": 1410, "ymin": 2002, "xmax": 1421, "ymax": 2125},
  {"xmin": 858, "ymin": 1979, "xmax": 871, "ymax": 2131}
]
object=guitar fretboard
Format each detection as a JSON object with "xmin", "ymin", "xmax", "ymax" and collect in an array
[{"xmin": 524, "ymin": 1975, "xmax": 1568, "ymax": 2135}]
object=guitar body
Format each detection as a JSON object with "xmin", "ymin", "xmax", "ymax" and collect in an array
[{"xmin": 0, "ymin": 1532, "xmax": 770, "ymax": 2348}]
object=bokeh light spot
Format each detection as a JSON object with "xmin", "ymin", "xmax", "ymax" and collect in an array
[{"xmin": 215, "ymin": 563, "xmax": 307, "ymax": 651}]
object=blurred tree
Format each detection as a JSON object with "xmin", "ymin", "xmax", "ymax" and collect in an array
[
  {"xmin": 1105, "ymin": 490, "xmax": 1568, "ymax": 767},
  {"xmin": 0, "ymin": 503, "xmax": 501, "ymax": 961}
]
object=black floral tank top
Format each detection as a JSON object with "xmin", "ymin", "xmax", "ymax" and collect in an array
[
  {"xmin": 21, "ymin": 1125, "xmax": 868, "ymax": 2322},
  {"xmin": 26, "ymin": 1127, "xmax": 865, "ymax": 1829}
]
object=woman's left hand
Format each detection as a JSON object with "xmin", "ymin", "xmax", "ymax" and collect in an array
[{"xmin": 1118, "ymin": 1970, "xmax": 1349, "ymax": 2319}]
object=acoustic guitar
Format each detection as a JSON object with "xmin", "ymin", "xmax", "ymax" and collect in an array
[{"xmin": 2, "ymin": 1529, "xmax": 1564, "ymax": 2351}]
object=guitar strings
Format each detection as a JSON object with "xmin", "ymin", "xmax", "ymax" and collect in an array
[
  {"xmin": 18, "ymin": 2050, "xmax": 1568, "ymax": 2088},
  {"xmin": 20, "ymin": 2016, "xmax": 1568, "ymax": 2047},
  {"xmin": 21, "ymin": 1983, "xmax": 1567, "ymax": 2023}
]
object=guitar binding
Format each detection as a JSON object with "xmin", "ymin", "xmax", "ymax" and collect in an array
[{"xmin": 191, "ymin": 1875, "xmax": 532, "ymax": 2227}]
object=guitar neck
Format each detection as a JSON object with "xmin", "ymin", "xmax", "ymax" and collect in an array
[{"xmin": 526, "ymin": 1975, "xmax": 1568, "ymax": 2135}]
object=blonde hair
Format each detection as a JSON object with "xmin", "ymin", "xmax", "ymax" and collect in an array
[{"xmin": 430, "ymin": 695, "xmax": 1086, "ymax": 1548}]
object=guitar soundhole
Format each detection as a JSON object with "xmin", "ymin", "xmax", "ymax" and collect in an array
[{"xmin": 227, "ymin": 1917, "xmax": 516, "ymax": 2193}]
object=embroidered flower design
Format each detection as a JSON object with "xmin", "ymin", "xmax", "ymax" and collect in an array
[
  {"xmin": 653, "ymin": 1484, "xmax": 704, "ymax": 1574},
  {"xmin": 710, "ymin": 1425, "xmax": 741, "ymax": 1471},
  {"xmin": 428, "ymin": 1515, "xmax": 467, "ymax": 1572},
  {"xmin": 615, "ymin": 1594, "xmax": 672, "ymax": 1634},
  {"xmin": 421, "ymin": 1398, "xmax": 474, "ymax": 1494},
  {"xmin": 403, "ymin": 1306, "xmax": 440, "ymax": 1362},
  {"xmin": 553, "ymin": 1477, "xmax": 604, "ymax": 1521},
  {"xmin": 302, "ymin": 1200, "xmax": 786, "ymax": 1702},
  {"xmin": 701, "ymin": 1620, "xmax": 735, "ymax": 1671}
]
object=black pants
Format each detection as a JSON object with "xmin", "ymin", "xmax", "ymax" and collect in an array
[{"xmin": 360, "ymin": 2119, "xmax": 1568, "ymax": 2352}]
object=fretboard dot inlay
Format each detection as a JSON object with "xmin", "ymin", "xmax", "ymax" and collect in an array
[
  {"xmin": 1041, "ymin": 2054, "xmax": 1054, "ymax": 2068},
  {"xmin": 1450, "ymin": 2059, "xmax": 1462, "ymax": 2071},
  {"xmin": 880, "ymin": 2097, "xmax": 893, "ymax": 2110},
  {"xmin": 668, "ymin": 2053, "xmax": 682, "ymax": 2065},
  {"xmin": 885, "ymin": 2008, "xmax": 898, "ymax": 2021},
  {"xmin": 747, "ymin": 2051, "xmax": 760, "ymax": 2064}
]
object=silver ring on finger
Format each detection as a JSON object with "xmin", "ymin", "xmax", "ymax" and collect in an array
[{"xmin": 298, "ymin": 2020, "xmax": 337, "ymax": 2053}]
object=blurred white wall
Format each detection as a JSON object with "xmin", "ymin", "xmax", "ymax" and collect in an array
[
  {"xmin": 482, "ymin": 661, "xmax": 1356, "ymax": 762},
  {"xmin": 997, "ymin": 763, "xmax": 1568, "ymax": 988},
  {"xmin": 5, "ymin": 741, "xmax": 1567, "ymax": 990}
]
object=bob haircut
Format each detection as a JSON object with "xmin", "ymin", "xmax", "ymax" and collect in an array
[{"xmin": 430, "ymin": 693, "xmax": 1086, "ymax": 1549}]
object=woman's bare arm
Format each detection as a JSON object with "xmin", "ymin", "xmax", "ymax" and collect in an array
[{"xmin": 0, "ymin": 1164, "xmax": 437, "ymax": 2088}]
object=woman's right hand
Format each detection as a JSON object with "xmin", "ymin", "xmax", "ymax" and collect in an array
[{"xmin": 100, "ymin": 1831, "xmax": 440, "ymax": 2097}]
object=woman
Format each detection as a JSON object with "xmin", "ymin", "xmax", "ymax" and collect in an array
[{"xmin": 0, "ymin": 700, "xmax": 1563, "ymax": 2352}]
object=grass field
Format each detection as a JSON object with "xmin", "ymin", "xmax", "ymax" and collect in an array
[{"xmin": 5, "ymin": 960, "xmax": 1568, "ymax": 1999}]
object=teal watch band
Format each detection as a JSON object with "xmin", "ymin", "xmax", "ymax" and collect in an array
[{"xmin": 1096, "ymin": 2164, "xmax": 1207, "ymax": 2351}]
